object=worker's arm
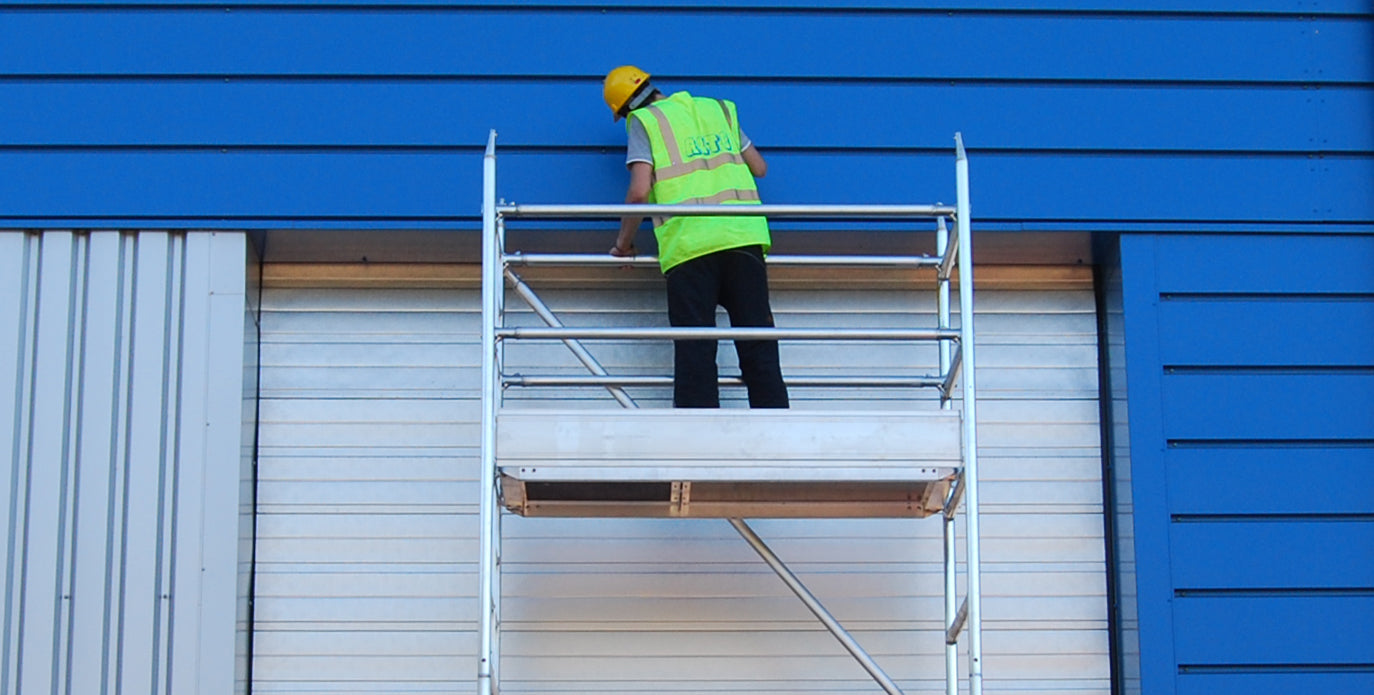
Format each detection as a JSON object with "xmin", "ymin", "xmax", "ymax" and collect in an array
[
  {"xmin": 612, "ymin": 161, "xmax": 652, "ymax": 256},
  {"xmin": 742, "ymin": 144, "xmax": 767, "ymax": 178}
]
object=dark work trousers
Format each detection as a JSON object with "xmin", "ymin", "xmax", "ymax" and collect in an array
[{"xmin": 664, "ymin": 245, "xmax": 789, "ymax": 408}]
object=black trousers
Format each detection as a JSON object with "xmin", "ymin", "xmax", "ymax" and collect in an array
[{"xmin": 664, "ymin": 245, "xmax": 789, "ymax": 408}]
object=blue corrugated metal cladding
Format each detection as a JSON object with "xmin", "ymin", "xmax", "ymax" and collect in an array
[
  {"xmin": 1115, "ymin": 234, "xmax": 1374, "ymax": 694},
  {"xmin": 0, "ymin": 2, "xmax": 1369, "ymax": 228}
]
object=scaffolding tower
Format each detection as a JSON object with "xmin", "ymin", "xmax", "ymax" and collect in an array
[{"xmin": 478, "ymin": 131, "xmax": 981, "ymax": 695}]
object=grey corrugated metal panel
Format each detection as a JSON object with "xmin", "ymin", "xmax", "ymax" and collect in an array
[
  {"xmin": 514, "ymin": 284, "xmax": 1096, "ymax": 316},
  {"xmin": 496, "ymin": 510, "xmax": 1104, "ymax": 544},
  {"xmin": 254, "ymin": 568, "xmax": 475, "ymax": 599},
  {"xmin": 247, "ymin": 493, "xmax": 1084, "ymax": 520},
  {"xmin": 17, "ymin": 231, "xmax": 81, "ymax": 695},
  {"xmin": 256, "ymin": 372, "xmax": 478, "ymax": 401},
  {"xmin": 259, "ymin": 397, "xmax": 471, "ymax": 425},
  {"xmin": 18, "ymin": 231, "xmax": 128, "ymax": 695},
  {"xmin": 978, "ymin": 456, "xmax": 1106, "ymax": 486},
  {"xmin": 493, "ymin": 516, "xmax": 1103, "ymax": 555},
  {"xmin": 248, "ymin": 633, "xmax": 1099, "ymax": 685},
  {"xmin": 0, "ymin": 230, "xmax": 250, "ymax": 695},
  {"xmin": 497, "ymin": 567, "xmax": 1105, "ymax": 600},
  {"xmin": 492, "ymin": 653, "xmax": 1100, "ymax": 687},
  {"xmin": 259, "ymin": 311, "xmax": 474, "ymax": 342},
  {"xmin": 493, "ymin": 535, "xmax": 1102, "ymax": 572},
  {"xmin": 261, "ymin": 285, "xmax": 476, "ymax": 310},
  {"xmin": 486, "ymin": 682, "xmax": 1109, "ymax": 695},
  {"xmin": 7, "ymin": 231, "xmax": 70, "ymax": 691},
  {"xmin": 174, "ymin": 232, "xmax": 215, "ymax": 693},
  {"xmin": 257, "ymin": 421, "xmax": 472, "ymax": 449},
  {"xmin": 252, "ymin": 280, "xmax": 1105, "ymax": 694},
  {"xmin": 250, "ymin": 586, "xmax": 472, "ymax": 622},
  {"xmin": 498, "ymin": 626, "xmax": 1107, "ymax": 658},
  {"xmin": 64, "ymin": 231, "xmax": 130, "ymax": 695},
  {"xmin": 248, "ymin": 515, "xmax": 1103, "ymax": 574},
  {"xmin": 249, "ymin": 658, "xmax": 467, "ymax": 689},
  {"xmin": 120, "ymin": 232, "xmax": 183, "ymax": 695},
  {"xmin": 254, "ymin": 398, "xmax": 478, "ymax": 425},
  {"xmin": 190, "ymin": 231, "xmax": 254, "ymax": 695},
  {"xmin": 249, "ymin": 647, "xmax": 1099, "ymax": 691},
  {"xmin": 252, "ymin": 488, "xmax": 476, "ymax": 516},
  {"xmin": 255, "ymin": 295, "xmax": 476, "ymax": 394},
  {"xmin": 522, "ymin": 301, "xmax": 1094, "ymax": 333},
  {"xmin": 253, "ymin": 625, "xmax": 473, "ymax": 651},
  {"xmin": 256, "ymin": 512, "xmax": 468, "ymax": 539},
  {"xmin": 495, "ymin": 592, "xmax": 1109, "ymax": 628},
  {"xmin": 499, "ymin": 342, "xmax": 1094, "ymax": 371},
  {"xmin": 769, "ymin": 288, "xmax": 1095, "ymax": 314},
  {"xmin": 238, "ymin": 234, "xmax": 261, "ymax": 695},
  {"xmin": 255, "ymin": 455, "xmax": 465, "ymax": 484},
  {"xmin": 493, "ymin": 619, "xmax": 1104, "ymax": 640},
  {"xmin": 488, "ymin": 682, "xmax": 1105, "ymax": 695},
  {"xmin": 263, "ymin": 340, "xmax": 471, "ymax": 369},
  {"xmin": 250, "ymin": 292, "xmax": 1093, "ymax": 381},
  {"xmin": 0, "ymin": 236, "xmax": 35, "ymax": 695}
]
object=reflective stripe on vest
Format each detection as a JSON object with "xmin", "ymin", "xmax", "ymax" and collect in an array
[{"xmin": 628, "ymin": 91, "xmax": 770, "ymax": 272}]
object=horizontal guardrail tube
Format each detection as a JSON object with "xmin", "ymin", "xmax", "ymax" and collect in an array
[
  {"xmin": 504, "ymin": 253, "xmax": 944, "ymax": 268},
  {"xmin": 503, "ymin": 375, "xmax": 947, "ymax": 388},
  {"xmin": 499, "ymin": 203, "xmax": 955, "ymax": 219},
  {"xmin": 496, "ymin": 327, "xmax": 959, "ymax": 341}
]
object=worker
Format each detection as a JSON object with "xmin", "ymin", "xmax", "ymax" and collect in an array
[{"xmin": 603, "ymin": 65, "xmax": 788, "ymax": 409}]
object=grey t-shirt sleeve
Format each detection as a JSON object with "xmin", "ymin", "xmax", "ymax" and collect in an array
[
  {"xmin": 626, "ymin": 116, "xmax": 754, "ymax": 167},
  {"xmin": 626, "ymin": 117, "xmax": 652, "ymax": 166}
]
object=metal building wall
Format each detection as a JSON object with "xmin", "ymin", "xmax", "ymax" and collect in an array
[
  {"xmin": 0, "ymin": 230, "xmax": 253, "ymax": 695},
  {"xmin": 1, "ymin": 3, "xmax": 1368, "ymax": 694},
  {"xmin": 1094, "ymin": 240, "xmax": 1140, "ymax": 695},
  {"xmin": 0, "ymin": 3, "xmax": 1368, "ymax": 228},
  {"xmin": 241, "ymin": 237, "xmax": 264, "ymax": 695},
  {"xmin": 1114, "ymin": 234, "xmax": 1374, "ymax": 694},
  {"xmin": 252, "ymin": 271, "xmax": 1108, "ymax": 694}
]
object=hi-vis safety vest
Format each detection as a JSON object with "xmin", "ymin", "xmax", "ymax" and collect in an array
[{"xmin": 628, "ymin": 91, "xmax": 771, "ymax": 272}]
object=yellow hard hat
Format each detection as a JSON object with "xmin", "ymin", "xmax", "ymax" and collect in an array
[{"xmin": 603, "ymin": 65, "xmax": 652, "ymax": 121}]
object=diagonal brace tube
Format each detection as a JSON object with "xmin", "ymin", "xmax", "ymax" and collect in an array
[
  {"xmin": 946, "ymin": 598, "xmax": 970, "ymax": 645},
  {"xmin": 729, "ymin": 518, "xmax": 905, "ymax": 695}
]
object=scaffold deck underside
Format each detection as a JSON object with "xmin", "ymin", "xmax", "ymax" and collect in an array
[{"xmin": 497, "ymin": 408, "xmax": 959, "ymax": 518}]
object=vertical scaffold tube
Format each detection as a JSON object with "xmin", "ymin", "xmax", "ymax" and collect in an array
[
  {"xmin": 492, "ymin": 214, "xmax": 508, "ymax": 691},
  {"xmin": 954, "ymin": 133, "xmax": 983, "ymax": 695},
  {"xmin": 936, "ymin": 217, "xmax": 958, "ymax": 695},
  {"xmin": 478, "ymin": 130, "xmax": 500, "ymax": 695},
  {"xmin": 936, "ymin": 217, "xmax": 953, "ymax": 405}
]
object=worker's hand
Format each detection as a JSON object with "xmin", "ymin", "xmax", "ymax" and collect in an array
[{"xmin": 609, "ymin": 243, "xmax": 636, "ymax": 257}]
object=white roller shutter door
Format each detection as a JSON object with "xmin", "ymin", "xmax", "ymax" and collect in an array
[{"xmin": 251, "ymin": 272, "xmax": 1108, "ymax": 694}]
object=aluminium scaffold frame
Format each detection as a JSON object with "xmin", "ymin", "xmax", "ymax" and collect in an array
[{"xmin": 478, "ymin": 131, "xmax": 982, "ymax": 695}]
